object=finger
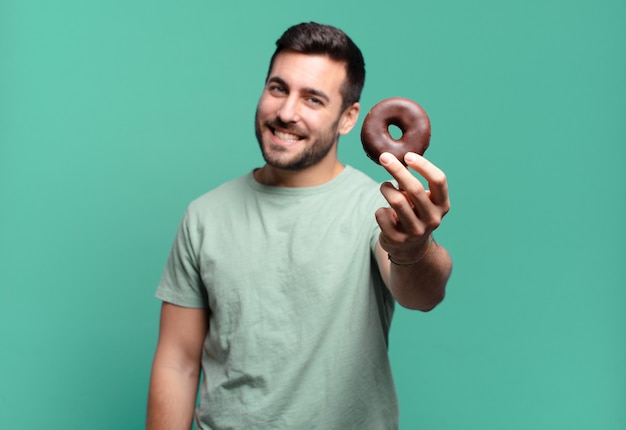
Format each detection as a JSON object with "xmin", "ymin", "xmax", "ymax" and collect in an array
[
  {"xmin": 379, "ymin": 153, "xmax": 434, "ymax": 215},
  {"xmin": 404, "ymin": 152, "xmax": 449, "ymax": 207},
  {"xmin": 379, "ymin": 151, "xmax": 435, "ymax": 213},
  {"xmin": 375, "ymin": 207, "xmax": 403, "ymax": 237},
  {"xmin": 378, "ymin": 152, "xmax": 418, "ymax": 191},
  {"xmin": 379, "ymin": 182, "xmax": 428, "ymax": 236}
]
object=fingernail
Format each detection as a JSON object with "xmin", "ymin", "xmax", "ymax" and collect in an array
[
  {"xmin": 380, "ymin": 153, "xmax": 394, "ymax": 164},
  {"xmin": 405, "ymin": 152, "xmax": 418, "ymax": 163}
]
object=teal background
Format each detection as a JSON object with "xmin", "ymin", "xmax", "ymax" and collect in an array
[{"xmin": 1, "ymin": 0, "xmax": 624, "ymax": 428}]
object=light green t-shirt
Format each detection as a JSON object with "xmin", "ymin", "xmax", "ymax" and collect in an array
[{"xmin": 157, "ymin": 166, "xmax": 398, "ymax": 429}]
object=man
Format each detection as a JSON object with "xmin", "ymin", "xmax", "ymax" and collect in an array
[{"xmin": 147, "ymin": 22, "xmax": 452, "ymax": 430}]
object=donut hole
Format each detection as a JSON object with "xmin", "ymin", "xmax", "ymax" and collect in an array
[{"xmin": 387, "ymin": 124, "xmax": 403, "ymax": 140}]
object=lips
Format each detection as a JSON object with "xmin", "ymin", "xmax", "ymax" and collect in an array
[
  {"xmin": 274, "ymin": 129, "xmax": 301, "ymax": 142},
  {"xmin": 266, "ymin": 121, "xmax": 306, "ymax": 144}
]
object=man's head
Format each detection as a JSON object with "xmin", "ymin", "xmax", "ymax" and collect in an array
[
  {"xmin": 254, "ymin": 23, "xmax": 364, "ymax": 177},
  {"xmin": 267, "ymin": 22, "xmax": 365, "ymax": 112}
]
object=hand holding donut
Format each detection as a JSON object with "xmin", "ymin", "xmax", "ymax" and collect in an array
[
  {"xmin": 375, "ymin": 151, "xmax": 450, "ymax": 262},
  {"xmin": 362, "ymin": 97, "xmax": 449, "ymax": 260}
]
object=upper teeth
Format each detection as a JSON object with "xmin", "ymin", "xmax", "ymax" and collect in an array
[{"xmin": 275, "ymin": 130, "xmax": 300, "ymax": 142}]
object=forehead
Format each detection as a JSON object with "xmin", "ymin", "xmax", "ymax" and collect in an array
[{"xmin": 268, "ymin": 51, "xmax": 347, "ymax": 98}]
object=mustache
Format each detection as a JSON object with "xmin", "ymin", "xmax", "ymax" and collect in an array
[{"xmin": 265, "ymin": 118, "xmax": 307, "ymax": 137}]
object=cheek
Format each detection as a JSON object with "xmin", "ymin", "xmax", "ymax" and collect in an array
[{"xmin": 257, "ymin": 95, "xmax": 277, "ymax": 118}]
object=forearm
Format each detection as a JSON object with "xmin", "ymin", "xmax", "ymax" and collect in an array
[
  {"xmin": 147, "ymin": 303, "xmax": 208, "ymax": 429},
  {"xmin": 146, "ymin": 364, "xmax": 201, "ymax": 430},
  {"xmin": 386, "ymin": 241, "xmax": 452, "ymax": 311}
]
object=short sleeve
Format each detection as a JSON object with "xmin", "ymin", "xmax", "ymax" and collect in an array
[{"xmin": 155, "ymin": 208, "xmax": 208, "ymax": 308}]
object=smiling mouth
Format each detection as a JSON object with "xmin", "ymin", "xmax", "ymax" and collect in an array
[{"xmin": 273, "ymin": 129, "xmax": 302, "ymax": 142}]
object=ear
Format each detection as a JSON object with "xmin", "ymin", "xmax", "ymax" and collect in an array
[{"xmin": 338, "ymin": 102, "xmax": 360, "ymax": 135}]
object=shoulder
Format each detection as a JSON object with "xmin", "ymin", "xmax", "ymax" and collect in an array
[
  {"xmin": 341, "ymin": 166, "xmax": 386, "ymax": 205},
  {"xmin": 342, "ymin": 165, "xmax": 378, "ymax": 186},
  {"xmin": 171, "ymin": 172, "xmax": 254, "ymax": 236},
  {"xmin": 186, "ymin": 172, "xmax": 252, "ymax": 213}
]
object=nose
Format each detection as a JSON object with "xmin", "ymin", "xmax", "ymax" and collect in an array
[{"xmin": 277, "ymin": 96, "xmax": 300, "ymax": 123}]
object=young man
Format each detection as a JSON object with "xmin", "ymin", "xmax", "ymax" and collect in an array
[{"xmin": 147, "ymin": 22, "xmax": 452, "ymax": 430}]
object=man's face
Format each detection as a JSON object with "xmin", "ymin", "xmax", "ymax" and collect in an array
[{"xmin": 255, "ymin": 51, "xmax": 356, "ymax": 171}]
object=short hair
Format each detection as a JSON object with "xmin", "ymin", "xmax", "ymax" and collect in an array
[{"xmin": 267, "ymin": 22, "xmax": 366, "ymax": 111}]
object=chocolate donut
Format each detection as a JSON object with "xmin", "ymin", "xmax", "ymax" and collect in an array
[{"xmin": 360, "ymin": 97, "xmax": 431, "ymax": 165}]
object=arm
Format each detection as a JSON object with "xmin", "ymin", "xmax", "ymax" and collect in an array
[
  {"xmin": 375, "ymin": 151, "xmax": 453, "ymax": 311},
  {"xmin": 146, "ymin": 302, "xmax": 209, "ymax": 430}
]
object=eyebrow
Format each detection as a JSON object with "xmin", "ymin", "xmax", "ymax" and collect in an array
[{"xmin": 267, "ymin": 76, "xmax": 330, "ymax": 103}]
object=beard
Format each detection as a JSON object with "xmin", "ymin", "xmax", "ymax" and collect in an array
[{"xmin": 255, "ymin": 109, "xmax": 340, "ymax": 171}]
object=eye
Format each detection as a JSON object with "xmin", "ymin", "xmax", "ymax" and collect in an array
[
  {"xmin": 308, "ymin": 97, "xmax": 323, "ymax": 106},
  {"xmin": 268, "ymin": 84, "xmax": 287, "ymax": 95}
]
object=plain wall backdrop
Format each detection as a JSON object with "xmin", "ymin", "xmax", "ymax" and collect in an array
[{"xmin": 1, "ymin": 0, "xmax": 624, "ymax": 428}]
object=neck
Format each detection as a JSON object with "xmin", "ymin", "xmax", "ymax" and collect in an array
[{"xmin": 254, "ymin": 159, "xmax": 345, "ymax": 187}]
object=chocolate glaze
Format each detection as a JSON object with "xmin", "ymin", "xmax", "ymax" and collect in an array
[{"xmin": 360, "ymin": 97, "xmax": 431, "ymax": 165}]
